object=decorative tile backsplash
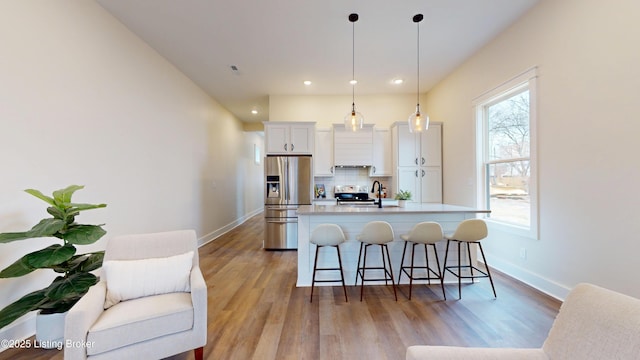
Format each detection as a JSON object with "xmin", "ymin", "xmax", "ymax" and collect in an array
[{"xmin": 314, "ymin": 167, "xmax": 392, "ymax": 198}]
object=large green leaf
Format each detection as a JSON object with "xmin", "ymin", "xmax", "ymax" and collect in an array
[
  {"xmin": 62, "ymin": 203, "xmax": 107, "ymax": 222},
  {"xmin": 0, "ymin": 257, "xmax": 34, "ymax": 278},
  {"xmin": 0, "ymin": 244, "xmax": 76, "ymax": 278},
  {"xmin": 62, "ymin": 225, "xmax": 106, "ymax": 245},
  {"xmin": 69, "ymin": 203, "xmax": 107, "ymax": 212},
  {"xmin": 0, "ymin": 289, "xmax": 47, "ymax": 329},
  {"xmin": 53, "ymin": 251, "xmax": 103, "ymax": 274},
  {"xmin": 25, "ymin": 244, "xmax": 76, "ymax": 268},
  {"xmin": 29, "ymin": 218, "xmax": 66, "ymax": 237},
  {"xmin": 78, "ymin": 252, "xmax": 104, "ymax": 273},
  {"xmin": 38, "ymin": 295, "xmax": 82, "ymax": 314},
  {"xmin": 45, "ymin": 273, "xmax": 98, "ymax": 301},
  {"xmin": 52, "ymin": 185, "xmax": 84, "ymax": 207},
  {"xmin": 24, "ymin": 189, "xmax": 55, "ymax": 206},
  {"xmin": 46, "ymin": 206, "xmax": 66, "ymax": 220},
  {"xmin": 0, "ymin": 218, "xmax": 66, "ymax": 244}
]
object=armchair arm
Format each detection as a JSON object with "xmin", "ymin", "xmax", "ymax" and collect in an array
[
  {"xmin": 64, "ymin": 281, "xmax": 107, "ymax": 360},
  {"xmin": 190, "ymin": 266, "xmax": 208, "ymax": 346}
]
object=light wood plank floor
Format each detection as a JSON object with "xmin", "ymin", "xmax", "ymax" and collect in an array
[{"xmin": 0, "ymin": 214, "xmax": 561, "ymax": 360}]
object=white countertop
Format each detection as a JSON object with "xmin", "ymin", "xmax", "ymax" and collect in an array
[{"xmin": 297, "ymin": 202, "xmax": 490, "ymax": 215}]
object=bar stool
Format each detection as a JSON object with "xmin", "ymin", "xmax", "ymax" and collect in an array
[
  {"xmin": 398, "ymin": 222, "xmax": 446, "ymax": 300},
  {"xmin": 355, "ymin": 221, "xmax": 397, "ymax": 301},
  {"xmin": 443, "ymin": 219, "xmax": 497, "ymax": 299},
  {"xmin": 310, "ymin": 224, "xmax": 348, "ymax": 303}
]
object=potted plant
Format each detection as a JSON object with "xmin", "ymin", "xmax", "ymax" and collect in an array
[
  {"xmin": 0, "ymin": 185, "xmax": 106, "ymax": 346},
  {"xmin": 394, "ymin": 189, "xmax": 412, "ymax": 207}
]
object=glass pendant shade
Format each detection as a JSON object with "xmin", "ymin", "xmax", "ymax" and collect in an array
[
  {"xmin": 345, "ymin": 104, "xmax": 364, "ymax": 132},
  {"xmin": 408, "ymin": 104, "xmax": 429, "ymax": 133}
]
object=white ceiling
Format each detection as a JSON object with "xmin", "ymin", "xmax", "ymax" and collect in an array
[{"xmin": 96, "ymin": 0, "xmax": 539, "ymax": 123}]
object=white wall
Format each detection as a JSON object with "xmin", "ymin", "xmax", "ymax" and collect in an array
[
  {"xmin": 0, "ymin": 0, "xmax": 263, "ymax": 341},
  {"xmin": 425, "ymin": 0, "xmax": 640, "ymax": 299},
  {"xmin": 269, "ymin": 94, "xmax": 420, "ymax": 128}
]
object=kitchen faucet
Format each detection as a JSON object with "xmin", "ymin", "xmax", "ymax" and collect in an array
[{"xmin": 371, "ymin": 180, "xmax": 383, "ymax": 208}]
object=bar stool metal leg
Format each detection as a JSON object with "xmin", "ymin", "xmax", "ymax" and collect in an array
[
  {"xmin": 477, "ymin": 242, "xmax": 497, "ymax": 298},
  {"xmin": 431, "ymin": 243, "xmax": 446, "ymax": 300},
  {"xmin": 355, "ymin": 242, "xmax": 364, "ymax": 285},
  {"xmin": 335, "ymin": 245, "xmax": 348, "ymax": 302},
  {"xmin": 383, "ymin": 244, "xmax": 398, "ymax": 301},
  {"xmin": 310, "ymin": 245, "xmax": 320, "ymax": 302},
  {"xmin": 467, "ymin": 241, "xmax": 475, "ymax": 283}
]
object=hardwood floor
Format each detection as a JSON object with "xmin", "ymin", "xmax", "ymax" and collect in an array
[{"xmin": 0, "ymin": 214, "xmax": 561, "ymax": 360}]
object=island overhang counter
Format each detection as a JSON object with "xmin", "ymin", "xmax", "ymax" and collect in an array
[{"xmin": 296, "ymin": 203, "xmax": 490, "ymax": 287}]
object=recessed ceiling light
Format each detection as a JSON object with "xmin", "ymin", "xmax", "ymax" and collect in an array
[
  {"xmin": 349, "ymin": 79, "xmax": 358, "ymax": 85},
  {"xmin": 393, "ymin": 79, "xmax": 404, "ymax": 85},
  {"xmin": 303, "ymin": 80, "xmax": 312, "ymax": 86},
  {"xmin": 251, "ymin": 109, "xmax": 258, "ymax": 115}
]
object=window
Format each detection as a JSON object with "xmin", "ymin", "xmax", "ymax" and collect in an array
[{"xmin": 475, "ymin": 68, "xmax": 538, "ymax": 238}]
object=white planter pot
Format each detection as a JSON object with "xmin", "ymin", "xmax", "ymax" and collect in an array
[
  {"xmin": 36, "ymin": 311, "xmax": 66, "ymax": 349},
  {"xmin": 398, "ymin": 200, "xmax": 407, "ymax": 208}
]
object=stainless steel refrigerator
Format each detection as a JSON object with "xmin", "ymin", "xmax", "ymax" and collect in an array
[{"xmin": 264, "ymin": 155, "xmax": 313, "ymax": 250}]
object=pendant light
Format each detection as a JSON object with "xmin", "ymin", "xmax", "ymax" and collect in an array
[
  {"xmin": 408, "ymin": 13, "xmax": 429, "ymax": 133},
  {"xmin": 345, "ymin": 13, "xmax": 364, "ymax": 132}
]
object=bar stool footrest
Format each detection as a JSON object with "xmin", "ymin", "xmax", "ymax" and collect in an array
[
  {"xmin": 356, "ymin": 268, "xmax": 394, "ymax": 283},
  {"xmin": 400, "ymin": 266, "xmax": 443, "ymax": 281},
  {"xmin": 444, "ymin": 265, "xmax": 490, "ymax": 279}
]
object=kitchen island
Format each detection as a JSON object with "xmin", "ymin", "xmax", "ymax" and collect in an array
[{"xmin": 296, "ymin": 203, "xmax": 490, "ymax": 287}]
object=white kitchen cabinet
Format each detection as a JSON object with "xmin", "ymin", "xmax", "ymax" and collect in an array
[
  {"xmin": 264, "ymin": 122, "xmax": 315, "ymax": 155},
  {"xmin": 392, "ymin": 122, "xmax": 442, "ymax": 203},
  {"xmin": 370, "ymin": 128, "xmax": 392, "ymax": 176},
  {"xmin": 333, "ymin": 124, "xmax": 373, "ymax": 166},
  {"xmin": 314, "ymin": 128, "xmax": 334, "ymax": 176}
]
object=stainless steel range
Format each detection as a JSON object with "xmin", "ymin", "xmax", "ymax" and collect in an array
[{"xmin": 334, "ymin": 185, "xmax": 376, "ymax": 206}]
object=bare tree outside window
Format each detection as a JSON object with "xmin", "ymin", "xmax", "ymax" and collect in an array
[{"xmin": 485, "ymin": 90, "xmax": 530, "ymax": 226}]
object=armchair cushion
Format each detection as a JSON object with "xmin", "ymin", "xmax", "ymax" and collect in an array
[
  {"xmin": 103, "ymin": 251, "xmax": 193, "ymax": 308},
  {"xmin": 87, "ymin": 292, "xmax": 194, "ymax": 356}
]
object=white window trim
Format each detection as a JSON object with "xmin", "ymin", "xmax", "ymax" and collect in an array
[{"xmin": 473, "ymin": 67, "xmax": 539, "ymax": 239}]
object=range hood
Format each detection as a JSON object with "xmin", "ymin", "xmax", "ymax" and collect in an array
[{"xmin": 333, "ymin": 124, "xmax": 374, "ymax": 167}]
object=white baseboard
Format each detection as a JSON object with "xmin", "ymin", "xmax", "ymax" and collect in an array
[
  {"xmin": 0, "ymin": 313, "xmax": 35, "ymax": 353},
  {"xmin": 197, "ymin": 208, "xmax": 263, "ymax": 247},
  {"xmin": 484, "ymin": 254, "xmax": 571, "ymax": 301}
]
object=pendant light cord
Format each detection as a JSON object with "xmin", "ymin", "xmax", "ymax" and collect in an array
[
  {"xmin": 416, "ymin": 19, "xmax": 420, "ymax": 107},
  {"xmin": 352, "ymin": 18, "xmax": 356, "ymax": 111}
]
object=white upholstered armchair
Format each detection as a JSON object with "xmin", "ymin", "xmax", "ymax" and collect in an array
[
  {"xmin": 406, "ymin": 283, "xmax": 640, "ymax": 360},
  {"xmin": 64, "ymin": 230, "xmax": 207, "ymax": 360}
]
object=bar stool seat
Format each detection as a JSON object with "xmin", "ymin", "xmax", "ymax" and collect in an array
[
  {"xmin": 355, "ymin": 221, "xmax": 397, "ymax": 301},
  {"xmin": 443, "ymin": 219, "xmax": 497, "ymax": 299},
  {"xmin": 310, "ymin": 224, "xmax": 348, "ymax": 303},
  {"xmin": 398, "ymin": 222, "xmax": 446, "ymax": 300}
]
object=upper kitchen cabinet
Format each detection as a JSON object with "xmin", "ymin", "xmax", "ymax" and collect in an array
[
  {"xmin": 370, "ymin": 127, "xmax": 392, "ymax": 176},
  {"xmin": 333, "ymin": 124, "xmax": 374, "ymax": 166},
  {"xmin": 392, "ymin": 122, "xmax": 442, "ymax": 203},
  {"xmin": 264, "ymin": 122, "xmax": 315, "ymax": 155},
  {"xmin": 395, "ymin": 122, "xmax": 442, "ymax": 167},
  {"xmin": 314, "ymin": 128, "xmax": 334, "ymax": 176}
]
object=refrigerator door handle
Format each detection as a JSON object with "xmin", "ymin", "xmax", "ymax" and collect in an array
[
  {"xmin": 267, "ymin": 219, "xmax": 298, "ymax": 224},
  {"xmin": 284, "ymin": 157, "xmax": 290, "ymax": 201}
]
